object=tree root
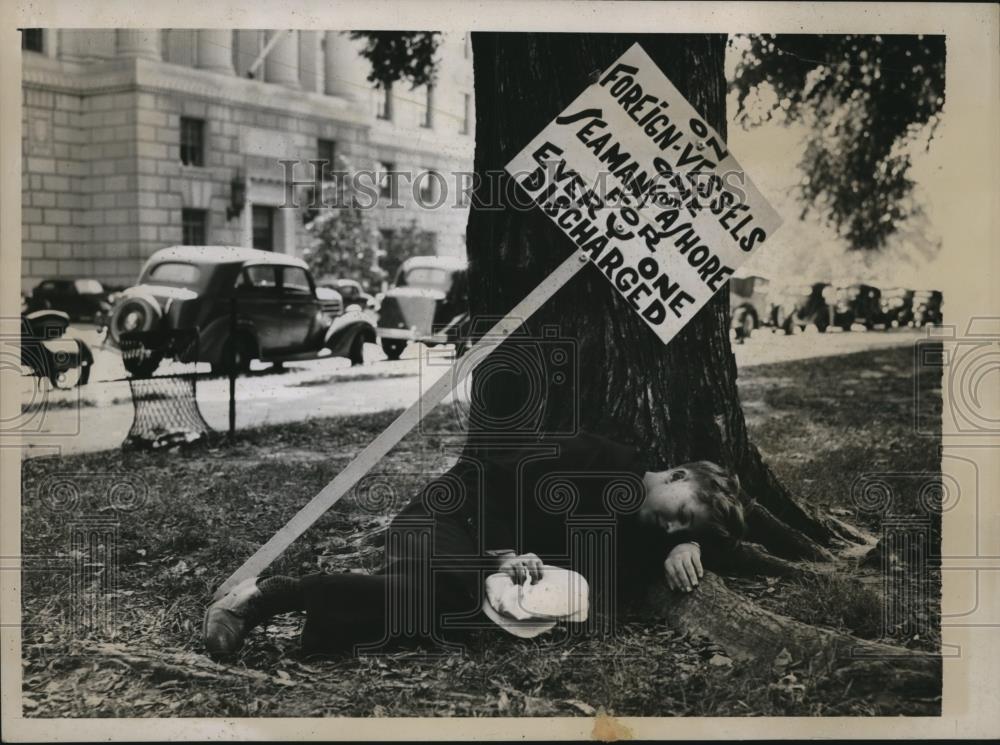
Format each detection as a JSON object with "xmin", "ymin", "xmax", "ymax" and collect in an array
[
  {"xmin": 648, "ymin": 573, "xmax": 940, "ymax": 697},
  {"xmin": 717, "ymin": 542, "xmax": 826, "ymax": 580},
  {"xmin": 65, "ymin": 641, "xmax": 288, "ymax": 686},
  {"xmin": 822, "ymin": 514, "xmax": 875, "ymax": 547},
  {"xmin": 744, "ymin": 502, "xmax": 836, "ymax": 562}
]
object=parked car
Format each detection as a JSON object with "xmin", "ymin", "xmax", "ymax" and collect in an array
[
  {"xmin": 834, "ymin": 283, "xmax": 884, "ymax": 331},
  {"xmin": 880, "ymin": 287, "xmax": 915, "ymax": 328},
  {"xmin": 106, "ymin": 246, "xmax": 377, "ymax": 377},
  {"xmin": 729, "ymin": 274, "xmax": 771, "ymax": 342},
  {"xmin": 772, "ymin": 282, "xmax": 835, "ymax": 334},
  {"xmin": 376, "ymin": 256, "xmax": 469, "ymax": 360},
  {"xmin": 913, "ymin": 290, "xmax": 944, "ymax": 327},
  {"xmin": 316, "ymin": 276, "xmax": 376, "ymax": 311},
  {"xmin": 26, "ymin": 277, "xmax": 112, "ymax": 322}
]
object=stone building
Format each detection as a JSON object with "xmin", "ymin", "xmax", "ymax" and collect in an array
[{"xmin": 20, "ymin": 29, "xmax": 475, "ymax": 291}]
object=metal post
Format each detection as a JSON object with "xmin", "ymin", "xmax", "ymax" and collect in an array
[{"xmin": 228, "ymin": 297, "xmax": 237, "ymax": 438}]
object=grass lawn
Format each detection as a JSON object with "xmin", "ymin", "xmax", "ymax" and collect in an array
[{"xmin": 20, "ymin": 343, "xmax": 942, "ymax": 717}]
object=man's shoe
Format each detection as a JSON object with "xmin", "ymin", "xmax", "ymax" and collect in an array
[{"xmin": 203, "ymin": 577, "xmax": 263, "ymax": 657}]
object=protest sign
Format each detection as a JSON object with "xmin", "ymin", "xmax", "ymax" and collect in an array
[{"xmin": 505, "ymin": 43, "xmax": 783, "ymax": 344}]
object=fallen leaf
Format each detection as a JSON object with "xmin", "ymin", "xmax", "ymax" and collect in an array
[
  {"xmin": 563, "ymin": 698, "xmax": 596, "ymax": 715},
  {"xmin": 772, "ymin": 647, "xmax": 793, "ymax": 675}
]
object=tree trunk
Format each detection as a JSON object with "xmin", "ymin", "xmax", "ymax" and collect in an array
[{"xmin": 464, "ymin": 32, "xmax": 843, "ymax": 559}]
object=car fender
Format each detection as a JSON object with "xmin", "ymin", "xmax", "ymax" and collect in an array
[{"xmin": 324, "ymin": 310, "xmax": 377, "ymax": 357}]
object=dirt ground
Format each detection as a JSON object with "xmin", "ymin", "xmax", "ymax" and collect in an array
[{"xmin": 19, "ymin": 344, "xmax": 942, "ymax": 717}]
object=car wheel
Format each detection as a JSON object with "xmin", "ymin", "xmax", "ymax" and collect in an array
[
  {"xmin": 381, "ymin": 339, "xmax": 406, "ymax": 361},
  {"xmin": 773, "ymin": 306, "xmax": 786, "ymax": 331},
  {"xmin": 732, "ymin": 308, "xmax": 751, "ymax": 343},
  {"xmin": 109, "ymin": 295, "xmax": 161, "ymax": 345},
  {"xmin": 122, "ymin": 345, "xmax": 163, "ymax": 378},
  {"xmin": 51, "ymin": 365, "xmax": 82, "ymax": 390},
  {"xmin": 348, "ymin": 333, "xmax": 366, "ymax": 366},
  {"xmin": 214, "ymin": 335, "xmax": 253, "ymax": 376}
]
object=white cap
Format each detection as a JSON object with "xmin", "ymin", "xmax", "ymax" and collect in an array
[{"xmin": 482, "ymin": 566, "xmax": 589, "ymax": 639}]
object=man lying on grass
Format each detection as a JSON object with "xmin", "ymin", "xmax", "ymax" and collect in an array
[{"xmin": 204, "ymin": 431, "xmax": 745, "ymax": 656}]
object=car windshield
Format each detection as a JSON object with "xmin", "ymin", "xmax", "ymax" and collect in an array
[
  {"xmin": 74, "ymin": 279, "xmax": 104, "ymax": 294},
  {"xmin": 147, "ymin": 262, "xmax": 202, "ymax": 288},
  {"xmin": 400, "ymin": 267, "xmax": 451, "ymax": 291}
]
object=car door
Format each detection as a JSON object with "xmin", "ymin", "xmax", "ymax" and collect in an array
[
  {"xmin": 278, "ymin": 266, "xmax": 320, "ymax": 350},
  {"xmin": 234, "ymin": 264, "xmax": 284, "ymax": 355}
]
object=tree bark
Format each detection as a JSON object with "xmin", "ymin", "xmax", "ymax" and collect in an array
[
  {"xmin": 464, "ymin": 32, "xmax": 842, "ymax": 558},
  {"xmin": 647, "ymin": 574, "xmax": 940, "ymax": 698}
]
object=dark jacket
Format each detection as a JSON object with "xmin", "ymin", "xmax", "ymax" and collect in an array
[{"xmin": 393, "ymin": 431, "xmax": 677, "ymax": 600}]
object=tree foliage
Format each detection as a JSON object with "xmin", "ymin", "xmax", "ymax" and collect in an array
[
  {"xmin": 348, "ymin": 31, "xmax": 440, "ymax": 89},
  {"xmin": 378, "ymin": 220, "xmax": 436, "ymax": 283},
  {"xmin": 302, "ymin": 203, "xmax": 383, "ymax": 289},
  {"xmin": 730, "ymin": 34, "xmax": 946, "ymax": 251},
  {"xmin": 300, "ymin": 154, "xmax": 384, "ymax": 289}
]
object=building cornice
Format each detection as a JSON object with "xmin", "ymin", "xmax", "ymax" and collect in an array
[
  {"xmin": 22, "ymin": 56, "xmax": 375, "ymax": 129},
  {"xmin": 22, "ymin": 55, "xmax": 475, "ymax": 159}
]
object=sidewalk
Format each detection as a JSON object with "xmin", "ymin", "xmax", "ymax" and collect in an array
[{"xmin": 12, "ymin": 326, "xmax": 925, "ymax": 458}]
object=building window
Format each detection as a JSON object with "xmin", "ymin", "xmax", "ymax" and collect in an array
[
  {"xmin": 181, "ymin": 209, "xmax": 208, "ymax": 245},
  {"xmin": 252, "ymin": 205, "xmax": 275, "ymax": 251},
  {"xmin": 418, "ymin": 168, "xmax": 437, "ymax": 206},
  {"xmin": 378, "ymin": 161, "xmax": 397, "ymax": 201},
  {"xmin": 180, "ymin": 117, "xmax": 205, "ymax": 167},
  {"xmin": 317, "ymin": 138, "xmax": 337, "ymax": 182},
  {"xmin": 422, "ymin": 85, "xmax": 434, "ymax": 129},
  {"xmin": 461, "ymin": 93, "xmax": 471, "ymax": 135},
  {"xmin": 376, "ymin": 83, "xmax": 393, "ymax": 121},
  {"xmin": 22, "ymin": 29, "xmax": 44, "ymax": 53}
]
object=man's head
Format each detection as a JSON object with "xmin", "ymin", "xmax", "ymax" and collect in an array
[{"xmin": 639, "ymin": 461, "xmax": 745, "ymax": 551}]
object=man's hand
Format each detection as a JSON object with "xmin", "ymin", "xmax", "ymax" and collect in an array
[
  {"xmin": 499, "ymin": 552, "xmax": 544, "ymax": 585},
  {"xmin": 664, "ymin": 542, "xmax": 703, "ymax": 592}
]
